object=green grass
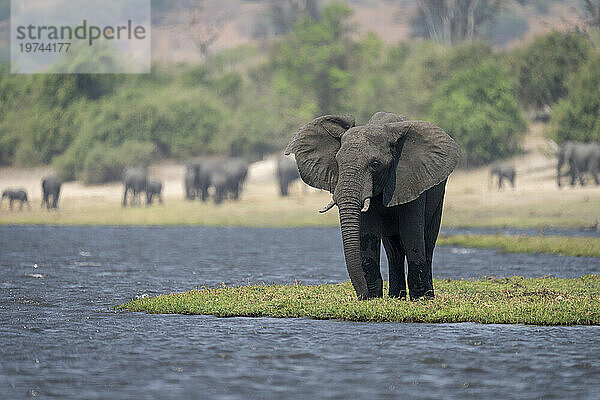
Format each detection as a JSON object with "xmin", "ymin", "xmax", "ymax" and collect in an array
[
  {"xmin": 438, "ymin": 234, "xmax": 600, "ymax": 257},
  {"xmin": 117, "ymin": 276, "xmax": 600, "ymax": 325},
  {"xmin": 442, "ymin": 194, "xmax": 600, "ymax": 230}
]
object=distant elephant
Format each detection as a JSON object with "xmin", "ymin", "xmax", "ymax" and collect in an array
[
  {"xmin": 184, "ymin": 165, "xmax": 197, "ymax": 200},
  {"xmin": 1, "ymin": 189, "xmax": 30, "ymax": 210},
  {"xmin": 286, "ymin": 112, "xmax": 459, "ymax": 300},
  {"xmin": 489, "ymin": 164, "xmax": 515, "ymax": 190},
  {"xmin": 146, "ymin": 180, "xmax": 163, "ymax": 205},
  {"xmin": 204, "ymin": 158, "xmax": 249, "ymax": 204},
  {"xmin": 122, "ymin": 167, "xmax": 147, "ymax": 206},
  {"xmin": 41, "ymin": 176, "xmax": 62, "ymax": 209},
  {"xmin": 557, "ymin": 141, "xmax": 600, "ymax": 187},
  {"xmin": 276, "ymin": 155, "xmax": 300, "ymax": 196},
  {"xmin": 222, "ymin": 158, "xmax": 248, "ymax": 200},
  {"xmin": 184, "ymin": 159, "xmax": 210, "ymax": 201},
  {"xmin": 209, "ymin": 168, "xmax": 229, "ymax": 205}
]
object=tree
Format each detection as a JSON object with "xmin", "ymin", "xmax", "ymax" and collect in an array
[
  {"xmin": 429, "ymin": 61, "xmax": 526, "ymax": 166},
  {"xmin": 548, "ymin": 53, "xmax": 600, "ymax": 144},
  {"xmin": 273, "ymin": 3, "xmax": 354, "ymax": 114},
  {"xmin": 512, "ymin": 31, "xmax": 591, "ymax": 109},
  {"xmin": 413, "ymin": 0, "xmax": 504, "ymax": 44},
  {"xmin": 266, "ymin": 0, "xmax": 321, "ymax": 35},
  {"xmin": 583, "ymin": 0, "xmax": 600, "ymax": 28},
  {"xmin": 187, "ymin": 1, "xmax": 228, "ymax": 60}
]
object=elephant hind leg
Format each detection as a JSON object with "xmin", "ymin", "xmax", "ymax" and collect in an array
[{"xmin": 383, "ymin": 235, "xmax": 406, "ymax": 299}]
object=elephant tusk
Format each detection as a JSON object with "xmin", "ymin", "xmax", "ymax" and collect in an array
[
  {"xmin": 318, "ymin": 200, "xmax": 336, "ymax": 213},
  {"xmin": 361, "ymin": 198, "xmax": 371, "ymax": 213}
]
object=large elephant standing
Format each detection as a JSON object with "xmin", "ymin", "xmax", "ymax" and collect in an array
[
  {"xmin": 557, "ymin": 141, "xmax": 600, "ymax": 187},
  {"xmin": 41, "ymin": 176, "xmax": 62, "ymax": 209},
  {"xmin": 286, "ymin": 112, "xmax": 459, "ymax": 300},
  {"xmin": 122, "ymin": 167, "xmax": 147, "ymax": 206},
  {"xmin": 276, "ymin": 155, "xmax": 301, "ymax": 196}
]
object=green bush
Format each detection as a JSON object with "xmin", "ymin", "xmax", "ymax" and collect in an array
[
  {"xmin": 80, "ymin": 140, "xmax": 156, "ymax": 184},
  {"xmin": 430, "ymin": 61, "xmax": 527, "ymax": 166},
  {"xmin": 512, "ymin": 31, "xmax": 591, "ymax": 108},
  {"xmin": 82, "ymin": 143, "xmax": 124, "ymax": 184},
  {"xmin": 548, "ymin": 53, "xmax": 600, "ymax": 143}
]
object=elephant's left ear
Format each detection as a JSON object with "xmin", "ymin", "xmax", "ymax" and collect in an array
[{"xmin": 383, "ymin": 120, "xmax": 460, "ymax": 207}]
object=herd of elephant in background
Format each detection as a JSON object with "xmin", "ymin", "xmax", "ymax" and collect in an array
[
  {"xmin": 489, "ymin": 140, "xmax": 600, "ymax": 190},
  {"xmin": 0, "ymin": 140, "xmax": 598, "ymax": 211},
  {"xmin": 0, "ymin": 175, "xmax": 61, "ymax": 211},
  {"xmin": 126, "ymin": 155, "xmax": 300, "ymax": 206}
]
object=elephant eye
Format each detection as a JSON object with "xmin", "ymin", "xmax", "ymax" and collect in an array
[{"xmin": 369, "ymin": 160, "xmax": 383, "ymax": 171}]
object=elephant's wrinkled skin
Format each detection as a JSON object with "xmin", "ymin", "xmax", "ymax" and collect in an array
[
  {"xmin": 41, "ymin": 176, "xmax": 62, "ymax": 209},
  {"xmin": 1, "ymin": 189, "xmax": 30, "ymax": 210},
  {"xmin": 122, "ymin": 167, "xmax": 147, "ymax": 206},
  {"xmin": 276, "ymin": 155, "xmax": 300, "ymax": 196},
  {"xmin": 286, "ymin": 112, "xmax": 459, "ymax": 300},
  {"xmin": 489, "ymin": 164, "xmax": 515, "ymax": 190},
  {"xmin": 557, "ymin": 141, "xmax": 600, "ymax": 187}
]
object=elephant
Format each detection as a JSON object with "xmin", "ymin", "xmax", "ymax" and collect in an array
[
  {"xmin": 146, "ymin": 180, "xmax": 163, "ymax": 205},
  {"xmin": 557, "ymin": 141, "xmax": 600, "ymax": 187},
  {"xmin": 222, "ymin": 158, "xmax": 248, "ymax": 200},
  {"xmin": 1, "ymin": 189, "xmax": 30, "ymax": 210},
  {"xmin": 276, "ymin": 155, "xmax": 301, "ymax": 196},
  {"xmin": 41, "ymin": 176, "xmax": 62, "ymax": 209},
  {"xmin": 489, "ymin": 164, "xmax": 515, "ymax": 190},
  {"xmin": 122, "ymin": 167, "xmax": 147, "ymax": 206},
  {"xmin": 286, "ymin": 112, "xmax": 460, "ymax": 300},
  {"xmin": 209, "ymin": 168, "xmax": 229, "ymax": 205},
  {"xmin": 205, "ymin": 158, "xmax": 248, "ymax": 203},
  {"xmin": 184, "ymin": 165, "xmax": 198, "ymax": 200},
  {"xmin": 184, "ymin": 159, "xmax": 211, "ymax": 201}
]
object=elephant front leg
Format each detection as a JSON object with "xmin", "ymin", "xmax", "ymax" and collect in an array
[
  {"xmin": 383, "ymin": 235, "xmax": 406, "ymax": 299},
  {"xmin": 398, "ymin": 196, "xmax": 432, "ymax": 300},
  {"xmin": 359, "ymin": 231, "xmax": 383, "ymax": 299}
]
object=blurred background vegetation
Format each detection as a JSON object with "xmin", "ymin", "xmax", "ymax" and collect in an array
[{"xmin": 1, "ymin": 0, "xmax": 600, "ymax": 182}]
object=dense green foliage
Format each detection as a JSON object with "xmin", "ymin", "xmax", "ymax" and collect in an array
[
  {"xmin": 1, "ymin": 2, "xmax": 599, "ymax": 181},
  {"xmin": 548, "ymin": 52, "xmax": 600, "ymax": 143},
  {"xmin": 512, "ymin": 31, "xmax": 592, "ymax": 109},
  {"xmin": 117, "ymin": 276, "xmax": 600, "ymax": 325},
  {"xmin": 430, "ymin": 61, "xmax": 526, "ymax": 166}
]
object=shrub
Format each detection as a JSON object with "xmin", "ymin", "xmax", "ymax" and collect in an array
[
  {"xmin": 548, "ymin": 53, "xmax": 600, "ymax": 143},
  {"xmin": 512, "ymin": 31, "xmax": 591, "ymax": 109},
  {"xmin": 81, "ymin": 141, "xmax": 156, "ymax": 184},
  {"xmin": 82, "ymin": 143, "xmax": 124, "ymax": 184},
  {"xmin": 429, "ymin": 61, "xmax": 527, "ymax": 166}
]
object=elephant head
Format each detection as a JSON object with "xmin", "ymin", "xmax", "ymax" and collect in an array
[{"xmin": 285, "ymin": 112, "xmax": 460, "ymax": 299}]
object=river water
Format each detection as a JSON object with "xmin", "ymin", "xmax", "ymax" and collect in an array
[{"xmin": 1, "ymin": 226, "xmax": 599, "ymax": 399}]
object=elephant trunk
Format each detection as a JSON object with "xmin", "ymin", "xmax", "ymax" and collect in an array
[{"xmin": 335, "ymin": 173, "xmax": 369, "ymax": 300}]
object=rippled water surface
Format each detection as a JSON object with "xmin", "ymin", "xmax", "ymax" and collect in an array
[{"xmin": 1, "ymin": 226, "xmax": 599, "ymax": 399}]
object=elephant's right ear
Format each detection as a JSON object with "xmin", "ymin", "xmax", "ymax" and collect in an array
[{"xmin": 285, "ymin": 115, "xmax": 355, "ymax": 193}]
